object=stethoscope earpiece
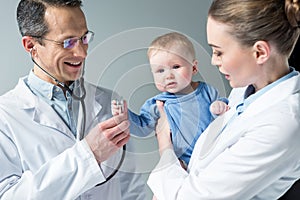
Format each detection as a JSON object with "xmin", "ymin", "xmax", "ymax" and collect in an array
[{"xmin": 30, "ymin": 47, "xmax": 36, "ymax": 56}]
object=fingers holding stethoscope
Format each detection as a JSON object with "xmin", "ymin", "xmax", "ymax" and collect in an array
[
  {"xmin": 109, "ymin": 100, "xmax": 130, "ymax": 146},
  {"xmin": 99, "ymin": 110, "xmax": 130, "ymax": 146},
  {"xmin": 85, "ymin": 100, "xmax": 130, "ymax": 163}
]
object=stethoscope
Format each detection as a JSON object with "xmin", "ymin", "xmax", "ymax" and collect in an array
[{"xmin": 30, "ymin": 49, "xmax": 126, "ymax": 187}]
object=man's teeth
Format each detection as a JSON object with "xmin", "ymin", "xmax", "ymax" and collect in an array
[{"xmin": 69, "ymin": 62, "xmax": 81, "ymax": 65}]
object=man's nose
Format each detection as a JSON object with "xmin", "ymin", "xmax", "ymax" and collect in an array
[{"xmin": 72, "ymin": 41, "xmax": 88, "ymax": 58}]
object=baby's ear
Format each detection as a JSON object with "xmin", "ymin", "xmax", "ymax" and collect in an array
[{"xmin": 192, "ymin": 60, "xmax": 199, "ymax": 74}]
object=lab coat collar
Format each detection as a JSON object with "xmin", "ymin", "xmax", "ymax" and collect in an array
[
  {"xmin": 241, "ymin": 71, "xmax": 299, "ymax": 117},
  {"xmin": 13, "ymin": 77, "xmax": 77, "ymax": 139},
  {"xmin": 15, "ymin": 77, "xmax": 105, "ymax": 139},
  {"xmin": 193, "ymin": 72, "xmax": 300, "ymax": 163}
]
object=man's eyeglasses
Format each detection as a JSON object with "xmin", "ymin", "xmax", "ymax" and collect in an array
[{"xmin": 32, "ymin": 31, "xmax": 95, "ymax": 49}]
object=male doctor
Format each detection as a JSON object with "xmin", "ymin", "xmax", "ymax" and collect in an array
[{"xmin": 0, "ymin": 0, "xmax": 145, "ymax": 199}]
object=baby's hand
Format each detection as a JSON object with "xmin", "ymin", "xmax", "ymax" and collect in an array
[
  {"xmin": 210, "ymin": 100, "xmax": 230, "ymax": 116},
  {"xmin": 111, "ymin": 99, "xmax": 124, "ymax": 116}
]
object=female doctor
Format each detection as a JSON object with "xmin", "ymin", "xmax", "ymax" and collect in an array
[
  {"xmin": 0, "ymin": 0, "xmax": 145, "ymax": 199},
  {"xmin": 147, "ymin": 0, "xmax": 300, "ymax": 199}
]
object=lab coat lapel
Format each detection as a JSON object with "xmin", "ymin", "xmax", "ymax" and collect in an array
[
  {"xmin": 211, "ymin": 74, "xmax": 300, "ymax": 160},
  {"xmin": 76, "ymin": 83, "xmax": 103, "ymax": 135},
  {"xmin": 190, "ymin": 73, "xmax": 300, "ymax": 170},
  {"xmin": 197, "ymin": 107, "xmax": 237, "ymax": 159},
  {"xmin": 32, "ymin": 98, "xmax": 72, "ymax": 136},
  {"xmin": 15, "ymin": 78, "xmax": 74, "ymax": 138}
]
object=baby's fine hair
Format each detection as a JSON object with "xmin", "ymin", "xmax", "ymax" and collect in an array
[
  {"xmin": 208, "ymin": 0, "xmax": 300, "ymax": 57},
  {"xmin": 147, "ymin": 32, "xmax": 196, "ymax": 62}
]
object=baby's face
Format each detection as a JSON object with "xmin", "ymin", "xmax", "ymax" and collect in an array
[{"xmin": 149, "ymin": 50, "xmax": 197, "ymax": 94}]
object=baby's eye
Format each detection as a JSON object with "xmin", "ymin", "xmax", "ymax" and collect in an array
[
  {"xmin": 157, "ymin": 69, "xmax": 164, "ymax": 73},
  {"xmin": 172, "ymin": 65, "xmax": 181, "ymax": 69}
]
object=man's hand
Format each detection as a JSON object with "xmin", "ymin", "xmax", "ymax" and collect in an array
[{"xmin": 85, "ymin": 101, "xmax": 130, "ymax": 163}]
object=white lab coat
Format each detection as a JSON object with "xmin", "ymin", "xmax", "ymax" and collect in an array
[
  {"xmin": 148, "ymin": 73, "xmax": 300, "ymax": 200},
  {"xmin": 0, "ymin": 77, "xmax": 146, "ymax": 200}
]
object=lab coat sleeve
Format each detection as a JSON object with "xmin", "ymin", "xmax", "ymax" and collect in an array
[
  {"xmin": 148, "ymin": 148, "xmax": 189, "ymax": 200},
  {"xmin": 227, "ymin": 87, "xmax": 246, "ymax": 107},
  {"xmin": 0, "ymin": 138, "xmax": 105, "ymax": 200},
  {"xmin": 148, "ymin": 108, "xmax": 300, "ymax": 199},
  {"xmin": 119, "ymin": 139, "xmax": 147, "ymax": 200}
]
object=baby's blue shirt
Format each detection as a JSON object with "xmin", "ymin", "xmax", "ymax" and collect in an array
[{"xmin": 129, "ymin": 81, "xmax": 224, "ymax": 165}]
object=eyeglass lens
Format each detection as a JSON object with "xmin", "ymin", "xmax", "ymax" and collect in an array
[{"xmin": 63, "ymin": 31, "xmax": 94, "ymax": 49}]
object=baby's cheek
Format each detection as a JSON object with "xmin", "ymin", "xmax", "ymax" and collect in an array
[{"xmin": 155, "ymin": 83, "xmax": 166, "ymax": 92}]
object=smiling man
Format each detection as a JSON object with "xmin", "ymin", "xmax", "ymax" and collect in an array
[{"xmin": 0, "ymin": 0, "xmax": 145, "ymax": 199}]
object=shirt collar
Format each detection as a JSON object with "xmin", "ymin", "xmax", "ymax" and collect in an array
[
  {"xmin": 237, "ymin": 67, "xmax": 298, "ymax": 113},
  {"xmin": 27, "ymin": 70, "xmax": 74, "ymax": 100},
  {"xmin": 246, "ymin": 67, "xmax": 297, "ymax": 100}
]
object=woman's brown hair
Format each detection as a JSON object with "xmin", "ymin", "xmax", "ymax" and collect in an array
[{"xmin": 208, "ymin": 0, "xmax": 300, "ymax": 56}]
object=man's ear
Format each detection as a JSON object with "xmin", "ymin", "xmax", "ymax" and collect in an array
[
  {"xmin": 22, "ymin": 36, "xmax": 36, "ymax": 53},
  {"xmin": 252, "ymin": 40, "xmax": 270, "ymax": 65}
]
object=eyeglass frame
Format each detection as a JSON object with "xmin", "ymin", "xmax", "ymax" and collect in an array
[{"xmin": 31, "ymin": 31, "xmax": 95, "ymax": 49}]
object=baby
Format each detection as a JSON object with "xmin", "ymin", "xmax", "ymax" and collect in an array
[{"xmin": 112, "ymin": 32, "xmax": 229, "ymax": 167}]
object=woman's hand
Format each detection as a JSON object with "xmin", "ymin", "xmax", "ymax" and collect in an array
[{"xmin": 155, "ymin": 100, "xmax": 173, "ymax": 155}]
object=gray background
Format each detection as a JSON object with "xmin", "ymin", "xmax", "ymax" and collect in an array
[{"xmin": 1, "ymin": 1, "xmax": 231, "ymax": 198}]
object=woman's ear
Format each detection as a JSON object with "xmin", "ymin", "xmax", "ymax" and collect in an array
[{"xmin": 253, "ymin": 41, "xmax": 270, "ymax": 65}]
